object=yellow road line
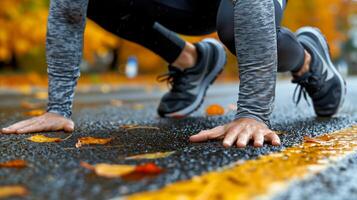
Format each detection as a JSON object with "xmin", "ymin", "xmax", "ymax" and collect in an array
[{"xmin": 121, "ymin": 126, "xmax": 357, "ymax": 200}]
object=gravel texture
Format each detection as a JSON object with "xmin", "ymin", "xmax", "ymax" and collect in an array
[{"xmin": 0, "ymin": 79, "xmax": 356, "ymax": 200}]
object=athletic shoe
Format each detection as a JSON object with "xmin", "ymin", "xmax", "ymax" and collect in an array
[
  {"xmin": 293, "ymin": 27, "xmax": 346, "ymax": 117},
  {"xmin": 157, "ymin": 38, "xmax": 226, "ymax": 118}
]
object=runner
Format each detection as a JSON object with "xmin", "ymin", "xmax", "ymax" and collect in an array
[
  {"xmin": 190, "ymin": 0, "xmax": 346, "ymax": 147},
  {"xmin": 2, "ymin": 0, "xmax": 346, "ymax": 149},
  {"xmin": 2, "ymin": 0, "xmax": 227, "ymax": 134}
]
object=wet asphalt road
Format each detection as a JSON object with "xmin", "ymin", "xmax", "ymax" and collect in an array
[{"xmin": 0, "ymin": 78, "xmax": 356, "ymax": 200}]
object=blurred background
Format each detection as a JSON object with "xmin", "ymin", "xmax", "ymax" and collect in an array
[{"xmin": 0, "ymin": 0, "xmax": 356, "ymax": 86}]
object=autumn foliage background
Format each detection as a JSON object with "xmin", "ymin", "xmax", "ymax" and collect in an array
[{"xmin": 0, "ymin": 0, "xmax": 356, "ymax": 75}]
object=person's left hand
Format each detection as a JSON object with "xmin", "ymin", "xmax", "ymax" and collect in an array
[{"xmin": 189, "ymin": 118, "xmax": 281, "ymax": 148}]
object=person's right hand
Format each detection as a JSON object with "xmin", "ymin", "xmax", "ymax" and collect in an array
[{"xmin": 1, "ymin": 112, "xmax": 74, "ymax": 134}]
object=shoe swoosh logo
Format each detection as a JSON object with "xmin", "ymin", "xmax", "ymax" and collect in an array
[{"xmin": 319, "ymin": 54, "xmax": 335, "ymax": 81}]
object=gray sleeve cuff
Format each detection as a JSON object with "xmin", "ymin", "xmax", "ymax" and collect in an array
[
  {"xmin": 47, "ymin": 108, "xmax": 71, "ymax": 119},
  {"xmin": 235, "ymin": 112, "xmax": 271, "ymax": 128}
]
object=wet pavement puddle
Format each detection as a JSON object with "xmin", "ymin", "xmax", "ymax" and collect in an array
[{"xmin": 120, "ymin": 125, "xmax": 357, "ymax": 200}]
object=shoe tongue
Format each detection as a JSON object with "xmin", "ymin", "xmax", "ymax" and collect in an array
[
  {"xmin": 169, "ymin": 41, "xmax": 207, "ymax": 75},
  {"xmin": 303, "ymin": 45, "xmax": 321, "ymax": 74},
  {"xmin": 184, "ymin": 42, "xmax": 205, "ymax": 74}
]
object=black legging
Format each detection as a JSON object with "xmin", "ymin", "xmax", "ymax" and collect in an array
[{"xmin": 87, "ymin": 0, "xmax": 305, "ymax": 73}]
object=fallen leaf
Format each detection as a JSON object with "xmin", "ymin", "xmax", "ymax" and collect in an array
[
  {"xmin": 126, "ymin": 151, "xmax": 175, "ymax": 160},
  {"xmin": 20, "ymin": 101, "xmax": 42, "ymax": 109},
  {"xmin": 132, "ymin": 104, "xmax": 144, "ymax": 110},
  {"xmin": 0, "ymin": 160, "xmax": 27, "ymax": 168},
  {"xmin": 24, "ymin": 109, "xmax": 45, "ymax": 117},
  {"xmin": 18, "ymin": 85, "xmax": 32, "ymax": 95},
  {"xmin": 120, "ymin": 124, "xmax": 138, "ymax": 129},
  {"xmin": 80, "ymin": 162, "xmax": 135, "ymax": 178},
  {"xmin": 304, "ymin": 136, "xmax": 322, "ymax": 144},
  {"xmin": 304, "ymin": 136, "xmax": 315, "ymax": 143},
  {"xmin": 304, "ymin": 135, "xmax": 333, "ymax": 144},
  {"xmin": 0, "ymin": 185, "xmax": 28, "ymax": 198},
  {"xmin": 110, "ymin": 99, "xmax": 124, "ymax": 107},
  {"xmin": 122, "ymin": 163, "xmax": 164, "ymax": 181},
  {"xmin": 134, "ymin": 163, "xmax": 163, "ymax": 174},
  {"xmin": 100, "ymin": 85, "xmax": 111, "ymax": 93},
  {"xmin": 120, "ymin": 124, "xmax": 160, "ymax": 130},
  {"xmin": 75, "ymin": 137, "xmax": 112, "ymax": 148},
  {"xmin": 27, "ymin": 135, "xmax": 62, "ymax": 143},
  {"xmin": 206, "ymin": 104, "xmax": 225, "ymax": 116},
  {"xmin": 34, "ymin": 91, "xmax": 48, "ymax": 100},
  {"xmin": 80, "ymin": 161, "xmax": 95, "ymax": 171},
  {"xmin": 319, "ymin": 134, "xmax": 333, "ymax": 141}
]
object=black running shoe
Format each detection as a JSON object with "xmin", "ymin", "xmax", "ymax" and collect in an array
[
  {"xmin": 293, "ymin": 27, "xmax": 346, "ymax": 117},
  {"xmin": 157, "ymin": 38, "xmax": 226, "ymax": 118}
]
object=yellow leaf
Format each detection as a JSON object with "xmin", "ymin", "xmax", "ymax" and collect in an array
[
  {"xmin": 34, "ymin": 91, "xmax": 48, "ymax": 100},
  {"xmin": 80, "ymin": 162, "xmax": 135, "ymax": 178},
  {"xmin": 126, "ymin": 151, "xmax": 175, "ymax": 160},
  {"xmin": 17, "ymin": 85, "xmax": 32, "ymax": 95},
  {"xmin": 27, "ymin": 135, "xmax": 62, "ymax": 143},
  {"xmin": 75, "ymin": 137, "xmax": 112, "ymax": 148},
  {"xmin": 132, "ymin": 104, "xmax": 145, "ymax": 110},
  {"xmin": 0, "ymin": 185, "xmax": 28, "ymax": 199},
  {"xmin": 24, "ymin": 109, "xmax": 45, "ymax": 117}
]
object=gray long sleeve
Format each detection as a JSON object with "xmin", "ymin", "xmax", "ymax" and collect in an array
[
  {"xmin": 45, "ymin": 0, "xmax": 278, "ymax": 123},
  {"xmin": 233, "ymin": 0, "xmax": 278, "ymax": 126},
  {"xmin": 46, "ymin": 0, "xmax": 88, "ymax": 118}
]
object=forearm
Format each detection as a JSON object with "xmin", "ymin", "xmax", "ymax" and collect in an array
[
  {"xmin": 233, "ymin": 0, "xmax": 278, "ymax": 125},
  {"xmin": 46, "ymin": 0, "xmax": 88, "ymax": 118}
]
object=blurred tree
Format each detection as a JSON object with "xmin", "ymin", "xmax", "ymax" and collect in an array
[
  {"xmin": 0, "ymin": 0, "xmax": 47, "ymax": 66},
  {"xmin": 0, "ymin": 0, "xmax": 119, "ymax": 70},
  {"xmin": 0, "ymin": 0, "xmax": 352, "ymax": 72},
  {"xmin": 283, "ymin": 0, "xmax": 352, "ymax": 58}
]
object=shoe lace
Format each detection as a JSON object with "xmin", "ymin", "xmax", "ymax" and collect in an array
[
  {"xmin": 292, "ymin": 72, "xmax": 320, "ymax": 106},
  {"xmin": 157, "ymin": 68, "xmax": 188, "ymax": 92}
]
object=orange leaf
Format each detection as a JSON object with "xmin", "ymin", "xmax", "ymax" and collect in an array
[
  {"xmin": 24, "ymin": 109, "xmax": 45, "ymax": 117},
  {"xmin": 304, "ymin": 136, "xmax": 319, "ymax": 143},
  {"xmin": 110, "ymin": 99, "xmax": 124, "ymax": 107},
  {"xmin": 318, "ymin": 135, "xmax": 333, "ymax": 141},
  {"xmin": 80, "ymin": 161, "xmax": 95, "ymax": 171},
  {"xmin": 120, "ymin": 124, "xmax": 160, "ymax": 130},
  {"xmin": 126, "ymin": 151, "xmax": 175, "ymax": 160},
  {"xmin": 27, "ymin": 135, "xmax": 62, "ymax": 143},
  {"xmin": 20, "ymin": 101, "xmax": 42, "ymax": 109},
  {"xmin": 75, "ymin": 137, "xmax": 112, "ymax": 148},
  {"xmin": 0, "ymin": 185, "xmax": 28, "ymax": 199},
  {"xmin": 80, "ymin": 162, "xmax": 135, "ymax": 178},
  {"xmin": 134, "ymin": 163, "xmax": 163, "ymax": 174},
  {"xmin": 206, "ymin": 104, "xmax": 225, "ymax": 116},
  {"xmin": 0, "ymin": 160, "xmax": 27, "ymax": 168}
]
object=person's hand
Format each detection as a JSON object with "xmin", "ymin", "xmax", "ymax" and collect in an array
[
  {"xmin": 1, "ymin": 112, "xmax": 74, "ymax": 134},
  {"xmin": 190, "ymin": 118, "xmax": 281, "ymax": 148}
]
